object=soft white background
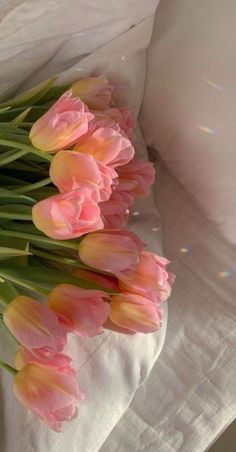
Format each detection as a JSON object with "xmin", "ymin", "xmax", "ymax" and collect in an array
[{"xmin": 0, "ymin": 1, "xmax": 235, "ymax": 451}]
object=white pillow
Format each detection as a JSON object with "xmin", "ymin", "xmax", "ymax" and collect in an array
[{"xmin": 141, "ymin": 0, "xmax": 236, "ymax": 244}]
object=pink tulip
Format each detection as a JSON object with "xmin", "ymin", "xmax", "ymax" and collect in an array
[
  {"xmin": 50, "ymin": 151, "xmax": 117, "ymax": 203},
  {"xmin": 100, "ymin": 211, "xmax": 129, "ymax": 229},
  {"xmin": 79, "ymin": 230, "xmax": 144, "ymax": 278},
  {"xmin": 73, "ymin": 268, "xmax": 120, "ymax": 292},
  {"xmin": 74, "ymin": 127, "xmax": 134, "ymax": 168},
  {"xmin": 117, "ymin": 159, "xmax": 155, "ymax": 197},
  {"xmin": 72, "ymin": 76, "xmax": 113, "ymax": 110},
  {"xmin": 32, "ymin": 190, "xmax": 103, "ymax": 240},
  {"xmin": 48, "ymin": 285, "xmax": 110, "ymax": 337},
  {"xmin": 97, "ymin": 162, "xmax": 118, "ymax": 201},
  {"xmin": 99, "ymin": 186, "xmax": 134, "ymax": 229},
  {"xmin": 3, "ymin": 296, "xmax": 66, "ymax": 359},
  {"xmin": 89, "ymin": 111, "xmax": 120, "ymax": 134},
  {"xmin": 13, "ymin": 363, "xmax": 83, "ymax": 432},
  {"xmin": 103, "ymin": 108, "xmax": 136, "ymax": 138},
  {"xmin": 15, "ymin": 347, "xmax": 76, "ymax": 376},
  {"xmin": 29, "ymin": 90, "xmax": 93, "ymax": 152},
  {"xmin": 119, "ymin": 251, "xmax": 175, "ymax": 302},
  {"xmin": 109, "ymin": 293, "xmax": 163, "ymax": 333}
]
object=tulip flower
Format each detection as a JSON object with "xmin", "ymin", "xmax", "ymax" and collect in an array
[
  {"xmin": 74, "ymin": 127, "xmax": 134, "ymax": 168},
  {"xmin": 109, "ymin": 293, "xmax": 163, "ymax": 333},
  {"xmin": 29, "ymin": 90, "xmax": 93, "ymax": 152},
  {"xmin": 50, "ymin": 151, "xmax": 117, "ymax": 202},
  {"xmin": 13, "ymin": 363, "xmax": 83, "ymax": 431},
  {"xmin": 15, "ymin": 347, "xmax": 76, "ymax": 376},
  {"xmin": 89, "ymin": 111, "xmax": 120, "ymax": 134},
  {"xmin": 119, "ymin": 251, "xmax": 175, "ymax": 302},
  {"xmin": 32, "ymin": 189, "xmax": 103, "ymax": 240},
  {"xmin": 72, "ymin": 76, "xmax": 113, "ymax": 110},
  {"xmin": 117, "ymin": 159, "xmax": 155, "ymax": 197},
  {"xmin": 79, "ymin": 230, "xmax": 144, "ymax": 278},
  {"xmin": 103, "ymin": 108, "xmax": 136, "ymax": 138},
  {"xmin": 99, "ymin": 188, "xmax": 133, "ymax": 229},
  {"xmin": 3, "ymin": 296, "xmax": 67, "ymax": 359},
  {"xmin": 48, "ymin": 284, "xmax": 110, "ymax": 337}
]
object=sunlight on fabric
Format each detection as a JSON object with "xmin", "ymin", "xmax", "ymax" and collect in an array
[
  {"xmin": 197, "ymin": 124, "xmax": 216, "ymax": 135},
  {"xmin": 180, "ymin": 247, "xmax": 190, "ymax": 254},
  {"xmin": 202, "ymin": 77, "xmax": 224, "ymax": 92},
  {"xmin": 218, "ymin": 270, "xmax": 233, "ymax": 279}
]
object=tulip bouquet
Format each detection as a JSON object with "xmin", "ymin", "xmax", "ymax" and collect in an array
[{"xmin": 0, "ymin": 76, "xmax": 174, "ymax": 431}]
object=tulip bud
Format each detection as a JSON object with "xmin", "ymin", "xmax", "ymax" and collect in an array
[
  {"xmin": 48, "ymin": 284, "xmax": 110, "ymax": 337},
  {"xmin": 32, "ymin": 190, "xmax": 103, "ymax": 240},
  {"xmin": 3, "ymin": 296, "xmax": 66, "ymax": 359},
  {"xmin": 13, "ymin": 363, "xmax": 83, "ymax": 431},
  {"xmin": 29, "ymin": 90, "xmax": 93, "ymax": 152},
  {"xmin": 72, "ymin": 76, "xmax": 113, "ymax": 110},
  {"xmin": 110, "ymin": 293, "xmax": 163, "ymax": 333},
  {"xmin": 79, "ymin": 229, "xmax": 144, "ymax": 278},
  {"xmin": 119, "ymin": 251, "xmax": 175, "ymax": 302}
]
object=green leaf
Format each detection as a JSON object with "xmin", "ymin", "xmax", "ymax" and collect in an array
[
  {"xmin": 0, "ymin": 149, "xmax": 28, "ymax": 167},
  {"xmin": 0, "ymin": 106, "xmax": 47, "ymax": 122},
  {"xmin": 0, "ymin": 247, "xmax": 31, "ymax": 259},
  {"xmin": 0, "ymin": 265, "xmax": 112, "ymax": 295},
  {"xmin": 0, "ymin": 204, "xmax": 32, "ymax": 220},
  {"xmin": 0, "ymin": 279, "xmax": 18, "ymax": 305},
  {"xmin": 0, "ymin": 107, "xmax": 11, "ymax": 114},
  {"xmin": 37, "ymin": 85, "xmax": 69, "ymax": 104},
  {"xmin": 0, "ymin": 122, "xmax": 27, "ymax": 135},
  {"xmin": 0, "ymin": 188, "xmax": 35, "ymax": 206},
  {"xmin": 11, "ymin": 108, "xmax": 31, "ymax": 126},
  {"xmin": 0, "ymin": 78, "xmax": 56, "ymax": 108}
]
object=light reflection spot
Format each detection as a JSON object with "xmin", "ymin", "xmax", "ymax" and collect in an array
[{"xmin": 197, "ymin": 124, "xmax": 216, "ymax": 135}]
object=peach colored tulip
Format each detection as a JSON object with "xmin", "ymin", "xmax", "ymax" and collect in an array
[
  {"xmin": 15, "ymin": 347, "xmax": 76, "ymax": 376},
  {"xmin": 48, "ymin": 284, "xmax": 110, "ymax": 337},
  {"xmin": 79, "ymin": 230, "xmax": 144, "ymax": 278},
  {"xmin": 99, "ymin": 187, "xmax": 133, "ymax": 229},
  {"xmin": 89, "ymin": 111, "xmax": 120, "ymax": 134},
  {"xmin": 103, "ymin": 108, "xmax": 135, "ymax": 138},
  {"xmin": 72, "ymin": 76, "xmax": 113, "ymax": 110},
  {"xmin": 119, "ymin": 251, "xmax": 175, "ymax": 302},
  {"xmin": 13, "ymin": 363, "xmax": 83, "ymax": 431},
  {"xmin": 32, "ymin": 190, "xmax": 103, "ymax": 239},
  {"xmin": 73, "ymin": 268, "xmax": 120, "ymax": 292},
  {"xmin": 50, "ymin": 151, "xmax": 117, "ymax": 202},
  {"xmin": 117, "ymin": 159, "xmax": 155, "ymax": 197},
  {"xmin": 29, "ymin": 90, "xmax": 93, "ymax": 152},
  {"xmin": 74, "ymin": 127, "xmax": 134, "ymax": 168},
  {"xmin": 110, "ymin": 293, "xmax": 163, "ymax": 333},
  {"xmin": 3, "ymin": 296, "xmax": 66, "ymax": 359}
]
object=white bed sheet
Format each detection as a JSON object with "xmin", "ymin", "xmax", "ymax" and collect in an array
[{"xmin": 100, "ymin": 159, "xmax": 236, "ymax": 452}]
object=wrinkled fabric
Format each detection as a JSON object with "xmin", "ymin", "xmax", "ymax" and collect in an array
[{"xmin": 101, "ymin": 159, "xmax": 236, "ymax": 452}]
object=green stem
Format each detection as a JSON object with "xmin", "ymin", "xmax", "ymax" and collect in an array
[
  {"xmin": 30, "ymin": 247, "xmax": 87, "ymax": 268},
  {"xmin": 0, "ymin": 149, "xmax": 28, "ymax": 167},
  {"xmin": 0, "ymin": 212, "xmax": 32, "ymax": 220},
  {"xmin": 0, "ymin": 139, "xmax": 52, "ymax": 162},
  {"xmin": 0, "ymin": 229, "xmax": 79, "ymax": 250},
  {"xmin": 0, "ymin": 360, "xmax": 17, "ymax": 375},
  {"xmin": 15, "ymin": 177, "xmax": 52, "ymax": 194}
]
